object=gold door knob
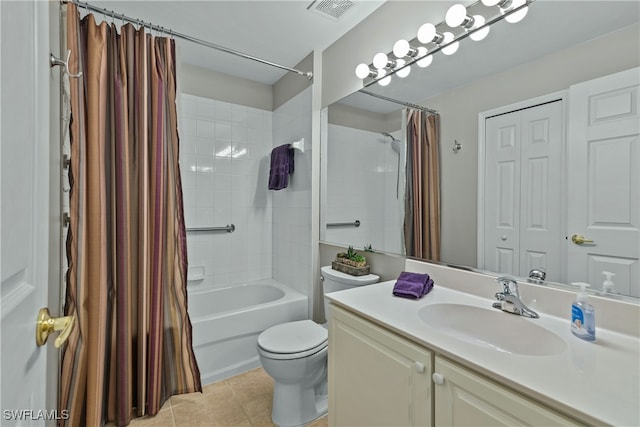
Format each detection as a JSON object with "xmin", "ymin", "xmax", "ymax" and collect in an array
[
  {"xmin": 571, "ymin": 234, "xmax": 594, "ymax": 245},
  {"xmin": 36, "ymin": 308, "xmax": 75, "ymax": 348}
]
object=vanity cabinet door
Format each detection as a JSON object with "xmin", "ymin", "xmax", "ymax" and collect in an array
[
  {"xmin": 434, "ymin": 357, "xmax": 581, "ymax": 426},
  {"xmin": 329, "ymin": 305, "xmax": 432, "ymax": 427}
]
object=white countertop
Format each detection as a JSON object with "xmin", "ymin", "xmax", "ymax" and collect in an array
[{"xmin": 327, "ymin": 281, "xmax": 640, "ymax": 426}]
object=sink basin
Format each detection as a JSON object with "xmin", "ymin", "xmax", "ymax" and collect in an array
[{"xmin": 418, "ymin": 303, "xmax": 566, "ymax": 356}]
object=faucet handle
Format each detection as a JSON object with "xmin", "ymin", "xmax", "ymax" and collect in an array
[{"xmin": 496, "ymin": 276, "xmax": 518, "ymax": 295}]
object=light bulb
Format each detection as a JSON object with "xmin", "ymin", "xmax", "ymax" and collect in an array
[
  {"xmin": 417, "ymin": 23, "xmax": 437, "ymax": 44},
  {"xmin": 446, "ymin": 4, "xmax": 472, "ymax": 28},
  {"xmin": 503, "ymin": 0, "xmax": 528, "ymax": 23},
  {"xmin": 379, "ymin": 74, "xmax": 392, "ymax": 86},
  {"xmin": 373, "ymin": 52, "xmax": 390, "ymax": 69},
  {"xmin": 469, "ymin": 15, "xmax": 490, "ymax": 41},
  {"xmin": 441, "ymin": 32, "xmax": 459, "ymax": 55},
  {"xmin": 355, "ymin": 63, "xmax": 374, "ymax": 79},
  {"xmin": 416, "ymin": 47, "xmax": 433, "ymax": 68},
  {"xmin": 481, "ymin": 0, "xmax": 503, "ymax": 6},
  {"xmin": 395, "ymin": 59, "xmax": 411, "ymax": 78},
  {"xmin": 377, "ymin": 69, "xmax": 391, "ymax": 86},
  {"xmin": 393, "ymin": 39, "xmax": 410, "ymax": 58}
]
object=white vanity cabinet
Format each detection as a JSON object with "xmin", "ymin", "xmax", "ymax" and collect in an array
[
  {"xmin": 433, "ymin": 357, "xmax": 581, "ymax": 426},
  {"xmin": 329, "ymin": 304, "xmax": 583, "ymax": 427},
  {"xmin": 328, "ymin": 305, "xmax": 432, "ymax": 427}
]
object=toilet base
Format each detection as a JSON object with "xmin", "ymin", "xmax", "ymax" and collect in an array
[{"xmin": 271, "ymin": 383, "xmax": 327, "ymax": 427}]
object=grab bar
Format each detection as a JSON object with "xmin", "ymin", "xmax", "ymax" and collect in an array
[
  {"xmin": 186, "ymin": 224, "xmax": 235, "ymax": 233},
  {"xmin": 327, "ymin": 220, "xmax": 360, "ymax": 228}
]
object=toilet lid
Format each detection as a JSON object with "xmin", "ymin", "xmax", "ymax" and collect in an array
[{"xmin": 258, "ymin": 320, "xmax": 328, "ymax": 354}]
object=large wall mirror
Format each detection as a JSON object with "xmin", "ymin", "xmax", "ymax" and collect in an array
[{"xmin": 320, "ymin": 1, "xmax": 640, "ymax": 299}]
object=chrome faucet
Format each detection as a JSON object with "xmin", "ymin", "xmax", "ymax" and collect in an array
[{"xmin": 492, "ymin": 276, "xmax": 539, "ymax": 318}]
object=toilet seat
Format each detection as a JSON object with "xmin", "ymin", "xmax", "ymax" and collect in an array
[{"xmin": 258, "ymin": 320, "xmax": 328, "ymax": 360}]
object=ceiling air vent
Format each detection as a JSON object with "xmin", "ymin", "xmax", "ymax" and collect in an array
[{"xmin": 307, "ymin": 0, "xmax": 355, "ymax": 21}]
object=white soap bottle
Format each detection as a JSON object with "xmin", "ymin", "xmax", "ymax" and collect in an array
[
  {"xmin": 570, "ymin": 282, "xmax": 596, "ymax": 342},
  {"xmin": 601, "ymin": 271, "xmax": 616, "ymax": 294}
]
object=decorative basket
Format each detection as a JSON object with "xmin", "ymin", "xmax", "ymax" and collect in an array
[{"xmin": 332, "ymin": 260, "xmax": 371, "ymax": 276}]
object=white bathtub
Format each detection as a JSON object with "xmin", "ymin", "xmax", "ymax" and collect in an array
[{"xmin": 188, "ymin": 279, "xmax": 308, "ymax": 385}]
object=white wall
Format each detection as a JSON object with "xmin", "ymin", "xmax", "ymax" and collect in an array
[
  {"xmin": 271, "ymin": 87, "xmax": 313, "ymax": 294},
  {"xmin": 180, "ymin": 94, "xmax": 274, "ymax": 288}
]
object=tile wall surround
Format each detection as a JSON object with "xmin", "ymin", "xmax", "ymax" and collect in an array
[
  {"xmin": 179, "ymin": 88, "xmax": 313, "ymax": 297},
  {"xmin": 325, "ymin": 124, "xmax": 403, "ymax": 254},
  {"xmin": 271, "ymin": 87, "xmax": 313, "ymax": 295},
  {"xmin": 180, "ymin": 93, "xmax": 274, "ymax": 289}
]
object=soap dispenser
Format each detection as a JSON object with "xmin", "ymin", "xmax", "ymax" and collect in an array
[
  {"xmin": 601, "ymin": 271, "xmax": 616, "ymax": 294},
  {"xmin": 570, "ymin": 282, "xmax": 596, "ymax": 342}
]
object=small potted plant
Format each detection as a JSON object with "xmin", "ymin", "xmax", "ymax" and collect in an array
[{"xmin": 333, "ymin": 246, "xmax": 370, "ymax": 276}]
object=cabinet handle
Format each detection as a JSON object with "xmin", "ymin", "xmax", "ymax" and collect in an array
[
  {"xmin": 414, "ymin": 362, "xmax": 425, "ymax": 373},
  {"xmin": 432, "ymin": 372, "xmax": 445, "ymax": 385}
]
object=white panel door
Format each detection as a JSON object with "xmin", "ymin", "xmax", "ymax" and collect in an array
[
  {"xmin": 484, "ymin": 101, "xmax": 563, "ymax": 279},
  {"xmin": 567, "ymin": 67, "xmax": 640, "ymax": 296},
  {"xmin": 519, "ymin": 102, "xmax": 564, "ymax": 281},
  {"xmin": 1, "ymin": 1, "xmax": 52, "ymax": 424},
  {"xmin": 484, "ymin": 112, "xmax": 520, "ymax": 276}
]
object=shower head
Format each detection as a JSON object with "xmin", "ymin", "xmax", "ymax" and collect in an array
[{"xmin": 381, "ymin": 132, "xmax": 401, "ymax": 154}]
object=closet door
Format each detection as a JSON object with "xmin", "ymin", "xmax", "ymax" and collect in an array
[
  {"xmin": 518, "ymin": 102, "xmax": 564, "ymax": 281},
  {"xmin": 484, "ymin": 111, "xmax": 521, "ymax": 276},
  {"xmin": 567, "ymin": 67, "xmax": 640, "ymax": 296},
  {"xmin": 483, "ymin": 101, "xmax": 563, "ymax": 279}
]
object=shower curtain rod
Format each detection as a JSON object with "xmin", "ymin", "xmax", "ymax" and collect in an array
[
  {"xmin": 360, "ymin": 90, "xmax": 437, "ymax": 115},
  {"xmin": 62, "ymin": 0, "xmax": 314, "ymax": 80}
]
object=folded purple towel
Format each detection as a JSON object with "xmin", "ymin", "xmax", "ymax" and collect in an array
[
  {"xmin": 268, "ymin": 144, "xmax": 295, "ymax": 190},
  {"xmin": 393, "ymin": 272, "xmax": 434, "ymax": 299}
]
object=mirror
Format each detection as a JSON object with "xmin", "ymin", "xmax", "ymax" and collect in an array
[{"xmin": 320, "ymin": 1, "xmax": 640, "ymax": 299}]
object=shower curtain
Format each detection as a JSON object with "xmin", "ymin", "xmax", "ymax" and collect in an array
[
  {"xmin": 404, "ymin": 109, "xmax": 441, "ymax": 260},
  {"xmin": 60, "ymin": 5, "xmax": 201, "ymax": 426}
]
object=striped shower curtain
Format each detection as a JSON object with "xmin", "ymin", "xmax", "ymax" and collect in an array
[
  {"xmin": 60, "ymin": 5, "xmax": 201, "ymax": 426},
  {"xmin": 404, "ymin": 109, "xmax": 441, "ymax": 260}
]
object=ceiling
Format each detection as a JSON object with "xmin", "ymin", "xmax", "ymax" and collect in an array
[{"xmin": 87, "ymin": 0, "xmax": 385, "ymax": 85}]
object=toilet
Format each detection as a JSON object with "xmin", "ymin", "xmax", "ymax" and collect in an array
[{"xmin": 257, "ymin": 265, "xmax": 380, "ymax": 427}]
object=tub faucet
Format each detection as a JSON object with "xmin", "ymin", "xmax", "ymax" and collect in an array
[{"xmin": 492, "ymin": 276, "xmax": 539, "ymax": 319}]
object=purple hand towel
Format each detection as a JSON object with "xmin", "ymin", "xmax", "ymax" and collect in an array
[
  {"xmin": 268, "ymin": 144, "xmax": 295, "ymax": 190},
  {"xmin": 393, "ymin": 272, "xmax": 434, "ymax": 299}
]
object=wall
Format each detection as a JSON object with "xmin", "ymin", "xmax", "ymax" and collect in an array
[
  {"xmin": 181, "ymin": 63, "xmax": 273, "ymax": 111},
  {"xmin": 180, "ymin": 93, "xmax": 274, "ymax": 288},
  {"xmin": 271, "ymin": 87, "xmax": 313, "ymax": 295}
]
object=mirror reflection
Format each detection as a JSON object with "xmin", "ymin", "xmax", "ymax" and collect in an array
[{"xmin": 321, "ymin": 1, "xmax": 640, "ymax": 299}]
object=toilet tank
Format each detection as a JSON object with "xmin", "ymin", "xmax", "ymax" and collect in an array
[{"xmin": 321, "ymin": 265, "xmax": 379, "ymax": 321}]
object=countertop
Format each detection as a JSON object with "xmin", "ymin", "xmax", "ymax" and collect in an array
[{"xmin": 327, "ymin": 281, "xmax": 640, "ymax": 426}]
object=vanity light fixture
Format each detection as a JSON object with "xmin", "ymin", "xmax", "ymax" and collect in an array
[
  {"xmin": 395, "ymin": 59, "xmax": 411, "ymax": 78},
  {"xmin": 417, "ymin": 23, "xmax": 445, "ymax": 45},
  {"xmin": 445, "ymin": 4, "xmax": 475, "ymax": 29},
  {"xmin": 446, "ymin": 3, "xmax": 491, "ymax": 41},
  {"xmin": 393, "ymin": 39, "xmax": 418, "ymax": 59},
  {"xmin": 373, "ymin": 52, "xmax": 396, "ymax": 70},
  {"xmin": 440, "ymin": 32, "xmax": 459, "ymax": 55},
  {"xmin": 355, "ymin": 63, "xmax": 378, "ymax": 79},
  {"xmin": 469, "ymin": 15, "xmax": 490, "ymax": 41},
  {"xmin": 481, "ymin": 0, "xmax": 528, "ymax": 23},
  {"xmin": 354, "ymin": 0, "xmax": 532, "ymax": 85}
]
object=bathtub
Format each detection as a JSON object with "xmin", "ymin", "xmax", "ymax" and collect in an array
[{"xmin": 188, "ymin": 279, "xmax": 308, "ymax": 385}]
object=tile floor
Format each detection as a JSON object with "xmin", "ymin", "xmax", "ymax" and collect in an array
[{"xmin": 130, "ymin": 368, "xmax": 328, "ymax": 427}]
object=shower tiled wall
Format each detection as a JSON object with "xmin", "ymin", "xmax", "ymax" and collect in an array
[
  {"xmin": 325, "ymin": 124, "xmax": 403, "ymax": 254},
  {"xmin": 180, "ymin": 94, "xmax": 273, "ymax": 288},
  {"xmin": 271, "ymin": 87, "xmax": 313, "ymax": 294}
]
